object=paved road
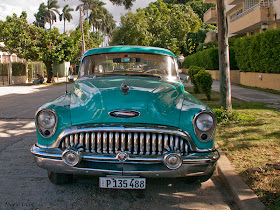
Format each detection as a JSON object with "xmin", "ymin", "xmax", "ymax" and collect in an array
[
  {"xmin": 0, "ymin": 84, "xmax": 73, "ymax": 119},
  {"xmin": 0, "ymin": 84, "xmax": 236, "ymax": 210},
  {"xmin": 181, "ymin": 74, "xmax": 280, "ymax": 110}
]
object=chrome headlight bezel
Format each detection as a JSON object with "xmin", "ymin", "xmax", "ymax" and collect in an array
[
  {"xmin": 193, "ymin": 111, "xmax": 216, "ymax": 142},
  {"xmin": 36, "ymin": 109, "xmax": 58, "ymax": 138}
]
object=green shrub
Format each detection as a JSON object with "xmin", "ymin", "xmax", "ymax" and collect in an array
[
  {"xmin": 12, "ymin": 62, "xmax": 26, "ymax": 76},
  {"xmin": 0, "ymin": 63, "xmax": 26, "ymax": 76},
  {"xmin": 188, "ymin": 66, "xmax": 203, "ymax": 93},
  {"xmin": 194, "ymin": 70, "xmax": 213, "ymax": 100},
  {"xmin": 213, "ymin": 108, "xmax": 241, "ymax": 123},
  {"xmin": 0, "ymin": 64, "xmax": 8, "ymax": 76}
]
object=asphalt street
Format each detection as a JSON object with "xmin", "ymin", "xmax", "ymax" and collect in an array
[{"xmin": 0, "ymin": 83, "xmax": 236, "ymax": 210}]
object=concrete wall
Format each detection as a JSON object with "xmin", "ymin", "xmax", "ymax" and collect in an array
[
  {"xmin": 0, "ymin": 75, "xmax": 28, "ymax": 86},
  {"xmin": 206, "ymin": 70, "xmax": 240, "ymax": 84},
  {"xmin": 240, "ymin": 72, "xmax": 280, "ymax": 91}
]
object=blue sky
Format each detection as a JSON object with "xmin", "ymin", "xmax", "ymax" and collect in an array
[{"xmin": 0, "ymin": 0, "xmax": 156, "ymax": 32}]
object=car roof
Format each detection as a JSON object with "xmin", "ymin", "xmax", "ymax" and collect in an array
[{"xmin": 83, "ymin": 46, "xmax": 176, "ymax": 58}]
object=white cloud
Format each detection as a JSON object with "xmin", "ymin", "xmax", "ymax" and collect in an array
[{"xmin": 0, "ymin": 0, "xmax": 156, "ymax": 33}]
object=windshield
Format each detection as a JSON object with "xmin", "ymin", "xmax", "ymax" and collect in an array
[{"xmin": 79, "ymin": 53, "xmax": 178, "ymax": 79}]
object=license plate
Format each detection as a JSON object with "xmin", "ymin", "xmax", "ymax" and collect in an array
[{"xmin": 99, "ymin": 177, "xmax": 146, "ymax": 189}]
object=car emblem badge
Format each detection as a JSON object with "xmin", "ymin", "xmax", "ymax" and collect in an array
[
  {"xmin": 109, "ymin": 110, "xmax": 140, "ymax": 118},
  {"xmin": 116, "ymin": 152, "xmax": 128, "ymax": 162},
  {"xmin": 121, "ymin": 82, "xmax": 130, "ymax": 95}
]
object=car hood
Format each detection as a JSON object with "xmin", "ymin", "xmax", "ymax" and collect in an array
[{"xmin": 70, "ymin": 76, "xmax": 186, "ymax": 127}]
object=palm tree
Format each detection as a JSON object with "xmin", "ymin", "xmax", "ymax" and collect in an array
[
  {"xmin": 89, "ymin": 7, "xmax": 116, "ymax": 37},
  {"xmin": 34, "ymin": 3, "xmax": 48, "ymax": 28},
  {"xmin": 59, "ymin": 5, "xmax": 74, "ymax": 33},
  {"xmin": 46, "ymin": 0, "xmax": 60, "ymax": 29}
]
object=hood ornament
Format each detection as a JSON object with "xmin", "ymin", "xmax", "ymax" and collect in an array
[
  {"xmin": 109, "ymin": 110, "xmax": 140, "ymax": 118},
  {"xmin": 121, "ymin": 82, "xmax": 130, "ymax": 95}
]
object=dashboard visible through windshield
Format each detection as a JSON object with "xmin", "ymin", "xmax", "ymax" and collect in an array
[{"xmin": 79, "ymin": 53, "xmax": 178, "ymax": 79}]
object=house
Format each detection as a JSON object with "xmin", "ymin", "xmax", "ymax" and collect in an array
[
  {"xmin": 203, "ymin": 0, "xmax": 280, "ymax": 37},
  {"xmin": 0, "ymin": 42, "xmax": 24, "ymax": 63}
]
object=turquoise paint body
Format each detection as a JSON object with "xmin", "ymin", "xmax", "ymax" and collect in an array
[
  {"xmin": 83, "ymin": 46, "xmax": 176, "ymax": 59},
  {"xmin": 36, "ymin": 46, "xmax": 214, "ymax": 150}
]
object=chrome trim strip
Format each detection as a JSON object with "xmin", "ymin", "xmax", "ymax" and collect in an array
[
  {"xmin": 33, "ymin": 157, "xmax": 212, "ymax": 177},
  {"xmin": 31, "ymin": 145, "xmax": 219, "ymax": 164}
]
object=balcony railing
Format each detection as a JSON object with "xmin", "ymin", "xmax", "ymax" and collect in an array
[
  {"xmin": 230, "ymin": 0, "xmax": 274, "ymax": 22},
  {"xmin": 205, "ymin": 7, "xmax": 217, "ymax": 16}
]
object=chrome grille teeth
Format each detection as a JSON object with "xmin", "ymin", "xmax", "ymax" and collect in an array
[
  {"xmin": 121, "ymin": 133, "xmax": 125, "ymax": 152},
  {"xmin": 139, "ymin": 133, "xmax": 145, "ymax": 155},
  {"xmin": 70, "ymin": 135, "xmax": 74, "ymax": 147},
  {"xmin": 152, "ymin": 134, "xmax": 157, "ymax": 155},
  {"xmin": 146, "ymin": 133, "xmax": 150, "ymax": 155},
  {"xmin": 128, "ymin": 133, "xmax": 132, "ymax": 153},
  {"xmin": 74, "ymin": 134, "xmax": 78, "ymax": 146},
  {"xmin": 103, "ymin": 132, "xmax": 108, "ymax": 154},
  {"xmin": 60, "ymin": 131, "xmax": 189, "ymax": 155},
  {"xmin": 79, "ymin": 133, "xmax": 84, "ymax": 146},
  {"xmin": 65, "ymin": 136, "xmax": 70, "ymax": 148},
  {"xmin": 97, "ymin": 132, "xmax": 102, "ymax": 153},
  {"xmin": 170, "ymin": 135, "xmax": 174, "ymax": 148},
  {"xmin": 158, "ymin": 134, "xmax": 163, "ymax": 155},
  {"xmin": 109, "ymin": 132, "xmax": 114, "ymax": 154},
  {"xmin": 164, "ymin": 134, "xmax": 168, "ymax": 149},
  {"xmin": 115, "ymin": 132, "xmax": 120, "ymax": 152},
  {"xmin": 85, "ymin": 133, "xmax": 90, "ymax": 152},
  {"xmin": 133, "ymin": 133, "xmax": 138, "ymax": 154},
  {"xmin": 91, "ymin": 133, "xmax": 96, "ymax": 153},
  {"xmin": 180, "ymin": 139, "xmax": 184, "ymax": 153}
]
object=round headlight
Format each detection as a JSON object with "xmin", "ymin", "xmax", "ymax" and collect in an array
[
  {"xmin": 37, "ymin": 110, "xmax": 56, "ymax": 129},
  {"xmin": 196, "ymin": 113, "xmax": 214, "ymax": 131}
]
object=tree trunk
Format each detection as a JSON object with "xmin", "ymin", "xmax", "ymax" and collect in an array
[
  {"xmin": 44, "ymin": 61, "xmax": 53, "ymax": 83},
  {"xmin": 217, "ymin": 0, "xmax": 232, "ymax": 110}
]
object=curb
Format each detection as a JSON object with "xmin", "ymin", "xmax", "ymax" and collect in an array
[{"xmin": 216, "ymin": 146, "xmax": 266, "ymax": 210}]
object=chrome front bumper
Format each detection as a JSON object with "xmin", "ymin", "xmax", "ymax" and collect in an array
[{"xmin": 31, "ymin": 144, "xmax": 219, "ymax": 178}]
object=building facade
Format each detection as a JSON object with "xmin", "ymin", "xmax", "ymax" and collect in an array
[{"xmin": 203, "ymin": 0, "xmax": 280, "ymax": 37}]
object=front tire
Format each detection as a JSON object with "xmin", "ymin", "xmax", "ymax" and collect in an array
[{"xmin": 48, "ymin": 171, "xmax": 73, "ymax": 185}]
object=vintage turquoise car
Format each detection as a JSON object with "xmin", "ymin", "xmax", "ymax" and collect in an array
[{"xmin": 31, "ymin": 46, "xmax": 219, "ymax": 188}]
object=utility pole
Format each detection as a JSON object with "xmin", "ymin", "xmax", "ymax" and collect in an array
[
  {"xmin": 80, "ymin": 7, "xmax": 86, "ymax": 55},
  {"xmin": 217, "ymin": 0, "xmax": 232, "ymax": 110}
]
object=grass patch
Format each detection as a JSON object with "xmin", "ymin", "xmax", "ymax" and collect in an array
[{"xmin": 185, "ymin": 87, "xmax": 280, "ymax": 209}]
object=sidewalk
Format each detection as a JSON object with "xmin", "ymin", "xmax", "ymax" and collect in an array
[{"xmin": 180, "ymin": 74, "xmax": 280, "ymax": 111}]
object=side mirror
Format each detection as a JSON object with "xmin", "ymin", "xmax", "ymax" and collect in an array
[
  {"xmin": 183, "ymin": 75, "xmax": 190, "ymax": 83},
  {"xmin": 177, "ymin": 55, "xmax": 185, "ymax": 64}
]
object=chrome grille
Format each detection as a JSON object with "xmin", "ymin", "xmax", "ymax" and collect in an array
[{"xmin": 59, "ymin": 130, "xmax": 189, "ymax": 155}]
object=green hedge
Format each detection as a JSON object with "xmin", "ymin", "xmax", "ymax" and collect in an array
[
  {"xmin": 0, "ymin": 64, "xmax": 8, "ymax": 76},
  {"xmin": 183, "ymin": 28, "xmax": 280, "ymax": 73},
  {"xmin": 0, "ymin": 62, "xmax": 26, "ymax": 76},
  {"xmin": 183, "ymin": 47, "xmax": 238, "ymax": 70},
  {"xmin": 234, "ymin": 29, "xmax": 280, "ymax": 73},
  {"xmin": 12, "ymin": 62, "xmax": 26, "ymax": 76}
]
